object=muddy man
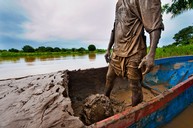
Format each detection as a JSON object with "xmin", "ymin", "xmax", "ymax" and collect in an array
[{"xmin": 104, "ymin": 0, "xmax": 164, "ymax": 107}]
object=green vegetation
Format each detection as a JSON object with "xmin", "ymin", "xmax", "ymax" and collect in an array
[
  {"xmin": 160, "ymin": 0, "xmax": 193, "ymax": 58},
  {"xmin": 155, "ymin": 25, "xmax": 193, "ymax": 58},
  {"xmin": 8, "ymin": 48, "xmax": 19, "ymax": 52},
  {"xmin": 162, "ymin": 0, "xmax": 193, "ymax": 18},
  {"xmin": 2, "ymin": 43, "xmax": 193, "ymax": 59},
  {"xmin": 22, "ymin": 45, "xmax": 35, "ymax": 52},
  {"xmin": 173, "ymin": 26, "xmax": 193, "ymax": 45},
  {"xmin": 155, "ymin": 44, "xmax": 193, "ymax": 58},
  {"xmin": 0, "ymin": 44, "xmax": 106, "ymax": 57}
]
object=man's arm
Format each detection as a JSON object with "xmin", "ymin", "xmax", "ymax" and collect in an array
[
  {"xmin": 138, "ymin": 0, "xmax": 163, "ymax": 74},
  {"xmin": 105, "ymin": 28, "xmax": 115, "ymax": 63},
  {"xmin": 139, "ymin": 29, "xmax": 161, "ymax": 74}
]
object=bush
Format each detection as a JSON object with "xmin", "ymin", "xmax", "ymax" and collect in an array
[
  {"xmin": 22, "ymin": 45, "xmax": 35, "ymax": 52},
  {"xmin": 45, "ymin": 47, "xmax": 54, "ymax": 52},
  {"xmin": 77, "ymin": 47, "xmax": 86, "ymax": 52},
  {"xmin": 53, "ymin": 47, "xmax": 61, "ymax": 52},
  {"xmin": 36, "ymin": 46, "xmax": 46, "ymax": 52},
  {"xmin": 8, "ymin": 48, "xmax": 19, "ymax": 52}
]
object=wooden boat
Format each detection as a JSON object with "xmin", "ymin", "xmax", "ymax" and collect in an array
[
  {"xmin": 1, "ymin": 56, "xmax": 193, "ymax": 128},
  {"xmin": 68, "ymin": 56, "xmax": 193, "ymax": 128}
]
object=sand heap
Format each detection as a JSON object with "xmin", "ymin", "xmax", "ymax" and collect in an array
[{"xmin": 0, "ymin": 71, "xmax": 84, "ymax": 128}]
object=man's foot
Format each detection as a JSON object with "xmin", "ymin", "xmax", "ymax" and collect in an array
[
  {"xmin": 104, "ymin": 91, "xmax": 110, "ymax": 98},
  {"xmin": 131, "ymin": 92, "xmax": 143, "ymax": 107}
]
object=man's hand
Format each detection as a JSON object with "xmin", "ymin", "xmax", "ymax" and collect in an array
[
  {"xmin": 138, "ymin": 54, "xmax": 154, "ymax": 75},
  {"xmin": 139, "ymin": 29, "xmax": 161, "ymax": 75},
  {"xmin": 104, "ymin": 50, "xmax": 111, "ymax": 63}
]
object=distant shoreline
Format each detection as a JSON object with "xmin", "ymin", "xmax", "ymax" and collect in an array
[{"xmin": 0, "ymin": 50, "xmax": 106, "ymax": 58}]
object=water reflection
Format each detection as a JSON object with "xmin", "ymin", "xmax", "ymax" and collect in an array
[
  {"xmin": 88, "ymin": 53, "xmax": 96, "ymax": 61},
  {"xmin": 0, "ymin": 57, "xmax": 21, "ymax": 63},
  {"xmin": 71, "ymin": 53, "xmax": 87, "ymax": 59},
  {"xmin": 38, "ymin": 55, "xmax": 61, "ymax": 61},
  {"xmin": 25, "ymin": 57, "xmax": 36, "ymax": 63},
  {"xmin": 0, "ymin": 53, "xmax": 95, "ymax": 63}
]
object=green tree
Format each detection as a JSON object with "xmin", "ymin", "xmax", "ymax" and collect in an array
[
  {"xmin": 61, "ymin": 48, "xmax": 67, "ymax": 52},
  {"xmin": 77, "ymin": 47, "xmax": 86, "ymax": 52},
  {"xmin": 0, "ymin": 49, "xmax": 7, "ymax": 52},
  {"xmin": 22, "ymin": 45, "xmax": 35, "ymax": 52},
  {"xmin": 53, "ymin": 47, "xmax": 61, "ymax": 52},
  {"xmin": 36, "ymin": 46, "xmax": 46, "ymax": 52},
  {"xmin": 71, "ymin": 48, "xmax": 77, "ymax": 52},
  {"xmin": 8, "ymin": 48, "xmax": 19, "ymax": 52},
  {"xmin": 88, "ymin": 44, "xmax": 96, "ymax": 51},
  {"xmin": 45, "ymin": 47, "xmax": 54, "ymax": 52},
  {"xmin": 162, "ymin": 0, "xmax": 193, "ymax": 18},
  {"xmin": 173, "ymin": 26, "xmax": 193, "ymax": 45}
]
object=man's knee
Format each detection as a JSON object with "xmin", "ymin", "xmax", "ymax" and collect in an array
[
  {"xmin": 106, "ymin": 66, "xmax": 116, "ymax": 81},
  {"xmin": 129, "ymin": 79, "xmax": 141, "ymax": 88}
]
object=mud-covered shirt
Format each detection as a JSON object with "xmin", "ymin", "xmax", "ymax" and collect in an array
[{"xmin": 113, "ymin": 0, "xmax": 164, "ymax": 57}]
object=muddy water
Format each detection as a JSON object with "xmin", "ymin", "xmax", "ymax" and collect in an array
[
  {"xmin": 162, "ymin": 103, "xmax": 193, "ymax": 128},
  {"xmin": 0, "ymin": 53, "xmax": 107, "ymax": 80},
  {"xmin": 111, "ymin": 84, "xmax": 166, "ymax": 105}
]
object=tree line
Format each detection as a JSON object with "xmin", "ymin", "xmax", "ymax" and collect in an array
[{"xmin": 0, "ymin": 44, "xmax": 103, "ymax": 53}]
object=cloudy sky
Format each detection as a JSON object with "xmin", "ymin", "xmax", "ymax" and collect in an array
[{"xmin": 0, "ymin": 0, "xmax": 193, "ymax": 50}]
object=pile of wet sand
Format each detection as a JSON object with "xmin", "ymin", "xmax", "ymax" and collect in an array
[{"xmin": 0, "ymin": 71, "xmax": 84, "ymax": 128}]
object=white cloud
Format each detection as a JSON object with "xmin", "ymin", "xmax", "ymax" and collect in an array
[
  {"xmin": 161, "ymin": 0, "xmax": 172, "ymax": 4},
  {"xmin": 19, "ymin": 0, "xmax": 117, "ymax": 44}
]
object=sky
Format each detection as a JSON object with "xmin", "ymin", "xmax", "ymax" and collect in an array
[{"xmin": 0, "ymin": 0, "xmax": 193, "ymax": 50}]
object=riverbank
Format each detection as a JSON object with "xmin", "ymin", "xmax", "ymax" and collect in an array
[
  {"xmin": 1, "ymin": 44, "xmax": 193, "ymax": 59},
  {"xmin": 0, "ymin": 50, "xmax": 106, "ymax": 58}
]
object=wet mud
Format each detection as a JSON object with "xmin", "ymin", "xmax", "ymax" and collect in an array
[
  {"xmin": 80, "ymin": 94, "xmax": 114, "ymax": 125},
  {"xmin": 68, "ymin": 67, "xmax": 168, "ymax": 125}
]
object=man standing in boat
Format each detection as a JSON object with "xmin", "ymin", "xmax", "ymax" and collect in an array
[{"xmin": 104, "ymin": 0, "xmax": 164, "ymax": 106}]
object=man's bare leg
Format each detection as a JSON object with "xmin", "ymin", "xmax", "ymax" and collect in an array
[
  {"xmin": 105, "ymin": 66, "xmax": 116, "ymax": 97},
  {"xmin": 130, "ymin": 79, "xmax": 143, "ymax": 107}
]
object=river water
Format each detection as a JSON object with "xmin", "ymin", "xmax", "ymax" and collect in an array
[
  {"xmin": 162, "ymin": 103, "xmax": 193, "ymax": 128},
  {"xmin": 0, "ymin": 53, "xmax": 107, "ymax": 80},
  {"xmin": 0, "ymin": 53, "xmax": 193, "ymax": 127}
]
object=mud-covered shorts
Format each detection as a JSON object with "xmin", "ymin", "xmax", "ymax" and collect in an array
[{"xmin": 109, "ymin": 49, "xmax": 146, "ymax": 80}]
